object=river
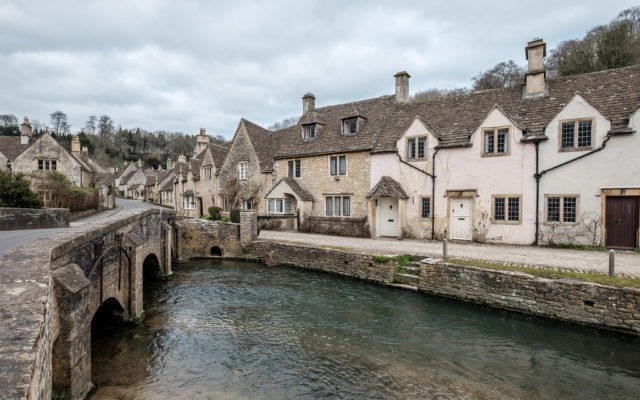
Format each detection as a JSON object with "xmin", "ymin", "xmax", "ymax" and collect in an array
[{"xmin": 91, "ymin": 260, "xmax": 640, "ymax": 399}]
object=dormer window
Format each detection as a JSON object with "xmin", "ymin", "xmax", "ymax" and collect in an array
[
  {"xmin": 342, "ymin": 117, "xmax": 358, "ymax": 135},
  {"xmin": 303, "ymin": 124, "xmax": 316, "ymax": 140}
]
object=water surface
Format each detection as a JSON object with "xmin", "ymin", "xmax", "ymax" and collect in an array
[{"xmin": 91, "ymin": 260, "xmax": 640, "ymax": 399}]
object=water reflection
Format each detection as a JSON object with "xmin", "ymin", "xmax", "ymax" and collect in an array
[{"xmin": 91, "ymin": 260, "xmax": 640, "ymax": 399}]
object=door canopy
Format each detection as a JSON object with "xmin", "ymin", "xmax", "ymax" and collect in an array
[{"xmin": 367, "ymin": 176, "xmax": 408, "ymax": 200}]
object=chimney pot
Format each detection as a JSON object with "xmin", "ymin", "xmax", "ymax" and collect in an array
[
  {"xmin": 71, "ymin": 135, "xmax": 81, "ymax": 154},
  {"xmin": 394, "ymin": 71, "xmax": 411, "ymax": 103},
  {"xmin": 20, "ymin": 116, "xmax": 32, "ymax": 138},
  {"xmin": 303, "ymin": 93, "xmax": 315, "ymax": 114},
  {"xmin": 200, "ymin": 128, "xmax": 206, "ymax": 135}
]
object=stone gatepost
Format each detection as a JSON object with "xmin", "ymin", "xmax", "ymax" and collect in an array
[
  {"xmin": 240, "ymin": 211, "xmax": 258, "ymax": 244},
  {"xmin": 52, "ymin": 263, "xmax": 92, "ymax": 400}
]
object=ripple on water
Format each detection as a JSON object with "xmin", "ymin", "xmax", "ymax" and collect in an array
[{"xmin": 91, "ymin": 260, "xmax": 640, "ymax": 400}]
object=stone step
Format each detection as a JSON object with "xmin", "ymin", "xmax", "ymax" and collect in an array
[
  {"xmin": 389, "ymin": 283, "xmax": 418, "ymax": 291},
  {"xmin": 409, "ymin": 261, "xmax": 423, "ymax": 267},
  {"xmin": 401, "ymin": 266, "xmax": 420, "ymax": 274},
  {"xmin": 393, "ymin": 273, "xmax": 419, "ymax": 285}
]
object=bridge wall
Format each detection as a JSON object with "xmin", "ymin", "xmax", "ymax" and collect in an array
[{"xmin": 0, "ymin": 207, "xmax": 174, "ymax": 400}]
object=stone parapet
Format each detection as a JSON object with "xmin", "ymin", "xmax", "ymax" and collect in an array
[
  {"xmin": 418, "ymin": 259, "xmax": 640, "ymax": 336},
  {"xmin": 173, "ymin": 217, "xmax": 242, "ymax": 261},
  {"xmin": 0, "ymin": 207, "xmax": 70, "ymax": 231}
]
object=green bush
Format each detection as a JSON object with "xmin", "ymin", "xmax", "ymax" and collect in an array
[
  {"xmin": 230, "ymin": 208, "xmax": 240, "ymax": 223},
  {"xmin": 0, "ymin": 170, "xmax": 43, "ymax": 208},
  {"xmin": 208, "ymin": 206, "xmax": 222, "ymax": 220}
]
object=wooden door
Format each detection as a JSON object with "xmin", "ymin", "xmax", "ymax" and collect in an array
[
  {"xmin": 450, "ymin": 198, "xmax": 473, "ymax": 241},
  {"xmin": 377, "ymin": 198, "xmax": 399, "ymax": 237},
  {"xmin": 606, "ymin": 196, "xmax": 639, "ymax": 249}
]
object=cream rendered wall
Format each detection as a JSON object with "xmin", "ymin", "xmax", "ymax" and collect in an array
[
  {"xmin": 370, "ymin": 119, "xmax": 435, "ymax": 238},
  {"xmin": 13, "ymin": 134, "xmax": 83, "ymax": 186},
  {"xmin": 538, "ymin": 95, "xmax": 640, "ymax": 245},
  {"xmin": 434, "ymin": 108, "xmax": 536, "ymax": 244}
]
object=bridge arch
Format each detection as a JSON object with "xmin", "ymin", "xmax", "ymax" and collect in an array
[{"xmin": 143, "ymin": 252, "xmax": 162, "ymax": 281}]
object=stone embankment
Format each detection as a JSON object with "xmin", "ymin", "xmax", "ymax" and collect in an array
[{"xmin": 0, "ymin": 207, "xmax": 69, "ymax": 230}]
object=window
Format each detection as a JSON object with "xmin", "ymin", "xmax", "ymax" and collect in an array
[
  {"xmin": 222, "ymin": 196, "xmax": 229, "ymax": 212},
  {"xmin": 342, "ymin": 117, "xmax": 357, "ymax": 135},
  {"xmin": 330, "ymin": 156, "xmax": 346, "ymax": 176},
  {"xmin": 238, "ymin": 162, "xmax": 248, "ymax": 180},
  {"xmin": 37, "ymin": 159, "xmax": 57, "ymax": 170},
  {"xmin": 421, "ymin": 197, "xmax": 431, "ymax": 218},
  {"xmin": 183, "ymin": 195, "xmax": 195, "ymax": 210},
  {"xmin": 325, "ymin": 196, "xmax": 350, "ymax": 216},
  {"xmin": 406, "ymin": 137, "xmax": 427, "ymax": 160},
  {"xmin": 492, "ymin": 196, "xmax": 520, "ymax": 223},
  {"xmin": 204, "ymin": 167, "xmax": 212, "ymax": 180},
  {"xmin": 268, "ymin": 198, "xmax": 292, "ymax": 214},
  {"xmin": 482, "ymin": 127, "xmax": 509, "ymax": 156},
  {"xmin": 288, "ymin": 160, "xmax": 301, "ymax": 178},
  {"xmin": 559, "ymin": 119, "xmax": 592, "ymax": 151},
  {"xmin": 546, "ymin": 195, "xmax": 579, "ymax": 224},
  {"xmin": 303, "ymin": 124, "xmax": 316, "ymax": 140},
  {"xmin": 244, "ymin": 200, "xmax": 253, "ymax": 210}
]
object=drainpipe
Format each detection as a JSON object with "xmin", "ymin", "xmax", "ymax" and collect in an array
[
  {"xmin": 533, "ymin": 133, "xmax": 612, "ymax": 245},
  {"xmin": 395, "ymin": 152, "xmax": 437, "ymax": 239}
]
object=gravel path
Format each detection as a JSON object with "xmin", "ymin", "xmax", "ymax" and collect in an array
[{"xmin": 258, "ymin": 230, "xmax": 640, "ymax": 278}]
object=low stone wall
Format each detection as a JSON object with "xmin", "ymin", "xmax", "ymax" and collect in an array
[
  {"xmin": 299, "ymin": 216, "xmax": 370, "ymax": 238},
  {"xmin": 418, "ymin": 259, "xmax": 640, "ymax": 336},
  {"xmin": 174, "ymin": 218, "xmax": 243, "ymax": 261},
  {"xmin": 0, "ymin": 207, "xmax": 69, "ymax": 230},
  {"xmin": 251, "ymin": 241, "xmax": 394, "ymax": 285}
]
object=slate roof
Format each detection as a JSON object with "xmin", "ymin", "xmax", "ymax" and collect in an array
[
  {"xmin": 0, "ymin": 136, "xmax": 35, "ymax": 161},
  {"xmin": 146, "ymin": 175, "xmax": 156, "ymax": 186},
  {"xmin": 194, "ymin": 142, "xmax": 229, "ymax": 168},
  {"xmin": 159, "ymin": 170, "xmax": 175, "ymax": 192},
  {"xmin": 366, "ymin": 176, "xmax": 408, "ymax": 199},
  {"xmin": 272, "ymin": 95, "xmax": 396, "ymax": 159},
  {"xmin": 374, "ymin": 64, "xmax": 640, "ymax": 152},
  {"xmin": 119, "ymin": 170, "xmax": 137, "ymax": 185},
  {"xmin": 266, "ymin": 177, "xmax": 314, "ymax": 201}
]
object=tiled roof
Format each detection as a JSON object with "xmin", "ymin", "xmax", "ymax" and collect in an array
[
  {"xmin": 374, "ymin": 64, "xmax": 640, "ymax": 152},
  {"xmin": 272, "ymin": 95, "xmax": 396, "ymax": 159},
  {"xmin": 119, "ymin": 170, "xmax": 137, "ymax": 185},
  {"xmin": 266, "ymin": 177, "xmax": 314, "ymax": 201},
  {"xmin": 146, "ymin": 175, "xmax": 156, "ymax": 186},
  {"xmin": 159, "ymin": 170, "xmax": 175, "ymax": 191},
  {"xmin": 366, "ymin": 176, "xmax": 408, "ymax": 199},
  {"xmin": 0, "ymin": 136, "xmax": 35, "ymax": 161},
  {"xmin": 241, "ymin": 118, "xmax": 274, "ymax": 172}
]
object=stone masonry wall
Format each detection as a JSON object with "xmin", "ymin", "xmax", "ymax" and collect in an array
[
  {"xmin": 252, "ymin": 241, "xmax": 394, "ymax": 285},
  {"xmin": 0, "ymin": 207, "xmax": 70, "ymax": 230},
  {"xmin": 418, "ymin": 259, "xmax": 640, "ymax": 335},
  {"xmin": 174, "ymin": 217, "xmax": 243, "ymax": 261}
]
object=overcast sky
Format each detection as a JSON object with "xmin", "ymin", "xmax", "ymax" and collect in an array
[{"xmin": 1, "ymin": 1, "xmax": 637, "ymax": 139}]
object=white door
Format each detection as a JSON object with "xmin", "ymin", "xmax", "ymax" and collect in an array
[
  {"xmin": 450, "ymin": 198, "xmax": 472, "ymax": 240},
  {"xmin": 377, "ymin": 198, "xmax": 399, "ymax": 237}
]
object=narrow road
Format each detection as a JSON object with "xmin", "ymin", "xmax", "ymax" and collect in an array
[
  {"xmin": 0, "ymin": 198, "xmax": 162, "ymax": 258},
  {"xmin": 259, "ymin": 230, "xmax": 640, "ymax": 278}
]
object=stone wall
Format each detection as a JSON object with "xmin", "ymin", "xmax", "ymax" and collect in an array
[
  {"xmin": 173, "ymin": 217, "xmax": 243, "ymax": 261},
  {"xmin": 418, "ymin": 259, "xmax": 640, "ymax": 335},
  {"xmin": 299, "ymin": 215, "xmax": 370, "ymax": 237},
  {"xmin": 0, "ymin": 207, "xmax": 70, "ymax": 230},
  {"xmin": 251, "ymin": 241, "xmax": 394, "ymax": 285}
]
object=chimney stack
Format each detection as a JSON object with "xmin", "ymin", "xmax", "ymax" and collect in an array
[
  {"xmin": 81, "ymin": 146, "xmax": 89, "ymax": 154},
  {"xmin": 71, "ymin": 136, "xmax": 81, "ymax": 154},
  {"xmin": 167, "ymin": 157, "xmax": 174, "ymax": 170},
  {"xmin": 394, "ymin": 71, "xmax": 410, "ymax": 103},
  {"xmin": 195, "ymin": 127, "xmax": 210, "ymax": 156},
  {"xmin": 524, "ymin": 38, "xmax": 546, "ymax": 98},
  {"xmin": 178, "ymin": 154, "xmax": 186, "ymax": 164},
  {"xmin": 137, "ymin": 159, "xmax": 142, "ymax": 168},
  {"xmin": 20, "ymin": 117, "xmax": 32, "ymax": 144},
  {"xmin": 302, "ymin": 93, "xmax": 315, "ymax": 114}
]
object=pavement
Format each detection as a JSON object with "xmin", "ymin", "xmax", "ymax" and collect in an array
[
  {"xmin": 258, "ymin": 230, "xmax": 640, "ymax": 278},
  {"xmin": 0, "ymin": 198, "xmax": 160, "ymax": 258}
]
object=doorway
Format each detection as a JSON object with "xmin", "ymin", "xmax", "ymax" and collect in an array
[
  {"xmin": 606, "ymin": 196, "xmax": 639, "ymax": 249},
  {"xmin": 376, "ymin": 198, "xmax": 399, "ymax": 237},
  {"xmin": 450, "ymin": 197, "xmax": 473, "ymax": 241}
]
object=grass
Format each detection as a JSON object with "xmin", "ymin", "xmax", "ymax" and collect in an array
[
  {"xmin": 445, "ymin": 258, "xmax": 640, "ymax": 288},
  {"xmin": 634, "ymin": 247, "xmax": 640, "ymax": 253},
  {"xmin": 373, "ymin": 254, "xmax": 423, "ymax": 267}
]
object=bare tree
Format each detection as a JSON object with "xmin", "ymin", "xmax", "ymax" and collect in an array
[
  {"xmin": 268, "ymin": 116, "xmax": 298, "ymax": 131},
  {"xmin": 98, "ymin": 115, "xmax": 114, "ymax": 139},
  {"xmin": 49, "ymin": 111, "xmax": 70, "ymax": 135},
  {"xmin": 0, "ymin": 114, "xmax": 18, "ymax": 127},
  {"xmin": 85, "ymin": 115, "xmax": 97, "ymax": 135},
  {"xmin": 471, "ymin": 60, "xmax": 525, "ymax": 91},
  {"xmin": 223, "ymin": 177, "xmax": 239, "ymax": 208},
  {"xmin": 411, "ymin": 87, "xmax": 470, "ymax": 102}
]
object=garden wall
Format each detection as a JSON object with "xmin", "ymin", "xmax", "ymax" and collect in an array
[{"xmin": 0, "ymin": 207, "xmax": 69, "ymax": 231}]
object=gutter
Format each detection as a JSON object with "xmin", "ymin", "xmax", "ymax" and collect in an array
[{"xmin": 533, "ymin": 133, "xmax": 612, "ymax": 245}]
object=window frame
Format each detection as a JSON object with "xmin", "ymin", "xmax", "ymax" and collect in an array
[
  {"xmin": 481, "ymin": 126, "xmax": 511, "ymax": 157},
  {"xmin": 325, "ymin": 195, "xmax": 351, "ymax": 217},
  {"xmin": 268, "ymin": 198, "xmax": 293, "ymax": 214},
  {"xmin": 342, "ymin": 117, "xmax": 358, "ymax": 135},
  {"xmin": 243, "ymin": 199, "xmax": 253, "ymax": 210},
  {"xmin": 329, "ymin": 155, "xmax": 347, "ymax": 176},
  {"xmin": 238, "ymin": 161, "xmax": 248, "ymax": 181},
  {"xmin": 183, "ymin": 195, "xmax": 196, "ymax": 210},
  {"xmin": 558, "ymin": 118, "xmax": 594, "ymax": 152},
  {"xmin": 37, "ymin": 159, "xmax": 58, "ymax": 171},
  {"xmin": 204, "ymin": 166, "xmax": 212, "ymax": 180},
  {"xmin": 420, "ymin": 196, "xmax": 432, "ymax": 219},
  {"xmin": 287, "ymin": 159, "xmax": 301, "ymax": 178},
  {"xmin": 302, "ymin": 124, "xmax": 316, "ymax": 140},
  {"xmin": 544, "ymin": 194, "xmax": 580, "ymax": 225},
  {"xmin": 491, "ymin": 195, "xmax": 522, "ymax": 224},
  {"xmin": 406, "ymin": 136, "xmax": 428, "ymax": 161}
]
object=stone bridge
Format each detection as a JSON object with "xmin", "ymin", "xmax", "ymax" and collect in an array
[{"xmin": 0, "ymin": 207, "xmax": 174, "ymax": 400}]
